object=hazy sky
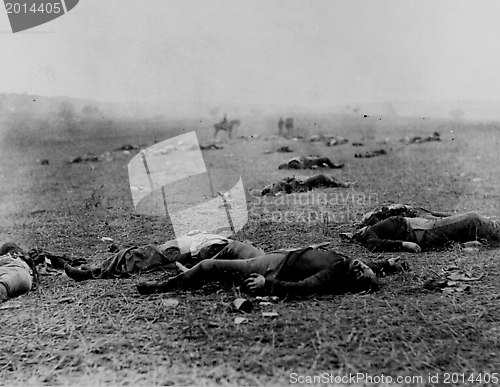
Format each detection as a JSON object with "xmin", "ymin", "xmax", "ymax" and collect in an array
[{"xmin": 1, "ymin": 0, "xmax": 500, "ymax": 111}]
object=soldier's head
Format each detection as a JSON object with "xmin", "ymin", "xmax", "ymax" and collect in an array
[
  {"xmin": 162, "ymin": 246, "xmax": 183, "ymax": 263},
  {"xmin": 352, "ymin": 226, "xmax": 369, "ymax": 241},
  {"xmin": 346, "ymin": 258, "xmax": 379, "ymax": 293}
]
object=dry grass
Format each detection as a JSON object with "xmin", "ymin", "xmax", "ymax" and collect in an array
[{"xmin": 0, "ymin": 115, "xmax": 499, "ymax": 385}]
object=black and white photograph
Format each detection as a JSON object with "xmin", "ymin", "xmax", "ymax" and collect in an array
[{"xmin": 1, "ymin": 1, "xmax": 500, "ymax": 385}]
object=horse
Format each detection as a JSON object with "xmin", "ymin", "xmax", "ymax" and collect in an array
[{"xmin": 214, "ymin": 119, "xmax": 240, "ymax": 141}]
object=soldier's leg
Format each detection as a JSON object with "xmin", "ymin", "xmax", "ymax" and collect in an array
[
  {"xmin": 423, "ymin": 212, "xmax": 500, "ymax": 247},
  {"xmin": 304, "ymin": 174, "xmax": 349, "ymax": 189},
  {"xmin": 210, "ymin": 241, "xmax": 265, "ymax": 261},
  {"xmin": 137, "ymin": 253, "xmax": 286, "ymax": 294},
  {"xmin": 0, "ymin": 283, "xmax": 8, "ymax": 302},
  {"xmin": 313, "ymin": 157, "xmax": 343, "ymax": 169}
]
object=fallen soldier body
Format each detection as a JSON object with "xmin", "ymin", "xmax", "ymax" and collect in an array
[
  {"xmin": 264, "ymin": 145, "xmax": 293, "ymax": 154},
  {"xmin": 356, "ymin": 203, "xmax": 450, "ymax": 228},
  {"xmin": 137, "ymin": 247, "xmax": 405, "ymax": 296},
  {"xmin": 261, "ymin": 174, "xmax": 353, "ymax": 196},
  {"xmin": 325, "ymin": 137, "xmax": 349, "ymax": 147},
  {"xmin": 354, "ymin": 149, "xmax": 387, "ymax": 158},
  {"xmin": 200, "ymin": 143, "xmax": 223, "ymax": 150},
  {"xmin": 352, "ymin": 212, "xmax": 500, "ymax": 252},
  {"xmin": 0, "ymin": 243, "xmax": 37, "ymax": 302},
  {"xmin": 278, "ymin": 155, "xmax": 344, "ymax": 170},
  {"xmin": 401, "ymin": 132, "xmax": 441, "ymax": 144},
  {"xmin": 64, "ymin": 232, "xmax": 264, "ymax": 281}
]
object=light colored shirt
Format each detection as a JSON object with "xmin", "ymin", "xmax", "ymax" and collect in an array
[
  {"xmin": 404, "ymin": 217, "xmax": 435, "ymax": 230},
  {"xmin": 160, "ymin": 231, "xmax": 229, "ymax": 255},
  {"xmin": 405, "ymin": 217, "xmax": 435, "ymax": 244}
]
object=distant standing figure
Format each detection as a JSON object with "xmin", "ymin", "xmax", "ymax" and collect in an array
[
  {"xmin": 278, "ymin": 117, "xmax": 285, "ymax": 136},
  {"xmin": 285, "ymin": 117, "xmax": 294, "ymax": 136}
]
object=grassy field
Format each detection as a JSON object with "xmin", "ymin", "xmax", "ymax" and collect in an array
[{"xmin": 0, "ymin": 114, "xmax": 499, "ymax": 385}]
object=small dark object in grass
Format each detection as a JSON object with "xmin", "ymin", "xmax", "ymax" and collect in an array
[
  {"xmin": 232, "ymin": 298, "xmax": 253, "ymax": 313},
  {"xmin": 68, "ymin": 155, "xmax": 100, "ymax": 164},
  {"xmin": 116, "ymin": 144, "xmax": 138, "ymax": 151},
  {"xmin": 108, "ymin": 243, "xmax": 120, "ymax": 253},
  {"xmin": 200, "ymin": 143, "xmax": 223, "ymax": 150},
  {"xmin": 423, "ymin": 279, "xmax": 448, "ymax": 291},
  {"xmin": 277, "ymin": 146, "xmax": 292, "ymax": 153},
  {"xmin": 29, "ymin": 248, "xmax": 86, "ymax": 269}
]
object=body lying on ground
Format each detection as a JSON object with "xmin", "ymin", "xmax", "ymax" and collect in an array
[
  {"xmin": 264, "ymin": 145, "xmax": 293, "ymax": 154},
  {"xmin": 278, "ymin": 156, "xmax": 344, "ymax": 170},
  {"xmin": 353, "ymin": 212, "xmax": 500, "ymax": 252},
  {"xmin": 200, "ymin": 143, "xmax": 223, "ymax": 150},
  {"xmin": 0, "ymin": 243, "xmax": 37, "ymax": 303},
  {"xmin": 354, "ymin": 149, "xmax": 387, "ymax": 158},
  {"xmin": 326, "ymin": 137, "xmax": 349, "ymax": 146},
  {"xmin": 137, "ymin": 246, "xmax": 406, "ymax": 297},
  {"xmin": 401, "ymin": 132, "xmax": 441, "ymax": 144},
  {"xmin": 64, "ymin": 232, "xmax": 264, "ymax": 281},
  {"xmin": 261, "ymin": 174, "xmax": 352, "ymax": 196},
  {"xmin": 356, "ymin": 203, "xmax": 450, "ymax": 228}
]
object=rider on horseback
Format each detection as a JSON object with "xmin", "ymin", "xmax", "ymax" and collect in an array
[{"xmin": 214, "ymin": 115, "xmax": 240, "ymax": 141}]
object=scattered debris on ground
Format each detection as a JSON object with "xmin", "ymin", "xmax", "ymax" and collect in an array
[
  {"xmin": 424, "ymin": 266, "xmax": 485, "ymax": 294},
  {"xmin": 162, "ymin": 298, "xmax": 179, "ymax": 308},
  {"xmin": 231, "ymin": 298, "xmax": 253, "ymax": 313}
]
